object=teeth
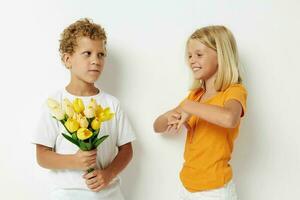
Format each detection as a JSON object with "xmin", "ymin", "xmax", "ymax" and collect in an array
[{"xmin": 192, "ymin": 67, "xmax": 201, "ymax": 71}]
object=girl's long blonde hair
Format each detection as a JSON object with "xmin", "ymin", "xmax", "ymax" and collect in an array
[{"xmin": 187, "ymin": 25, "xmax": 242, "ymax": 91}]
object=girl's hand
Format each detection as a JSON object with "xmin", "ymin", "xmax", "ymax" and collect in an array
[
  {"xmin": 165, "ymin": 110, "xmax": 181, "ymax": 133},
  {"xmin": 176, "ymin": 111, "xmax": 190, "ymax": 130},
  {"xmin": 73, "ymin": 149, "xmax": 97, "ymax": 171},
  {"xmin": 83, "ymin": 169, "xmax": 114, "ymax": 192}
]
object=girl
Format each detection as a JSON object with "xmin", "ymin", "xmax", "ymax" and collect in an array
[{"xmin": 153, "ymin": 25, "xmax": 247, "ymax": 200}]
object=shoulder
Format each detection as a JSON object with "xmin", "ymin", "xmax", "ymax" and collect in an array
[
  {"xmin": 98, "ymin": 91, "xmax": 122, "ymax": 113},
  {"xmin": 47, "ymin": 89, "xmax": 65, "ymax": 101},
  {"xmin": 224, "ymin": 83, "xmax": 247, "ymax": 95},
  {"xmin": 100, "ymin": 91, "xmax": 120, "ymax": 105}
]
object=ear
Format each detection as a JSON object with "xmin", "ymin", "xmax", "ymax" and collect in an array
[{"xmin": 62, "ymin": 53, "xmax": 72, "ymax": 69}]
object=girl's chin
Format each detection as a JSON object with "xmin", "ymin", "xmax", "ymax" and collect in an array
[{"xmin": 193, "ymin": 74, "xmax": 203, "ymax": 80}]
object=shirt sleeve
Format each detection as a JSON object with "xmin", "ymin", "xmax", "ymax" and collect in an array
[
  {"xmin": 224, "ymin": 84, "xmax": 248, "ymax": 117},
  {"xmin": 32, "ymin": 102, "xmax": 59, "ymax": 148},
  {"xmin": 115, "ymin": 103, "xmax": 136, "ymax": 146}
]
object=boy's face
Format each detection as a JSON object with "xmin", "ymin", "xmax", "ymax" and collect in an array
[{"xmin": 65, "ymin": 37, "xmax": 106, "ymax": 84}]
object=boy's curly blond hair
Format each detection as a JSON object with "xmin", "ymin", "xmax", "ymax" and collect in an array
[{"xmin": 59, "ymin": 18, "xmax": 107, "ymax": 60}]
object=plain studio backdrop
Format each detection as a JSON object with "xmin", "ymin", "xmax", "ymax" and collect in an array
[{"xmin": 0, "ymin": 0, "xmax": 299, "ymax": 199}]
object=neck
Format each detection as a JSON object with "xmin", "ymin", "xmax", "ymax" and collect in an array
[
  {"xmin": 66, "ymin": 81, "xmax": 99, "ymax": 96},
  {"xmin": 203, "ymin": 74, "xmax": 217, "ymax": 94}
]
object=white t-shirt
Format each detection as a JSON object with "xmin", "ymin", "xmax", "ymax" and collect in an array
[{"xmin": 32, "ymin": 88, "xmax": 136, "ymax": 192}]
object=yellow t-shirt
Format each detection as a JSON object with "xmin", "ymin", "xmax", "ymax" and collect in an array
[{"xmin": 180, "ymin": 84, "xmax": 247, "ymax": 192}]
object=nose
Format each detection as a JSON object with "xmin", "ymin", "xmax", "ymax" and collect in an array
[
  {"xmin": 91, "ymin": 55, "xmax": 101, "ymax": 66},
  {"xmin": 189, "ymin": 55, "xmax": 196, "ymax": 64}
]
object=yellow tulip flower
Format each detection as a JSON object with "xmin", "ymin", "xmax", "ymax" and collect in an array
[
  {"xmin": 63, "ymin": 98, "xmax": 73, "ymax": 109},
  {"xmin": 73, "ymin": 98, "xmax": 85, "ymax": 113},
  {"xmin": 77, "ymin": 128, "xmax": 93, "ymax": 140},
  {"xmin": 47, "ymin": 98, "xmax": 60, "ymax": 109},
  {"xmin": 65, "ymin": 118, "xmax": 80, "ymax": 133},
  {"xmin": 79, "ymin": 117, "xmax": 89, "ymax": 128},
  {"xmin": 65, "ymin": 105, "xmax": 75, "ymax": 118},
  {"xmin": 95, "ymin": 105, "xmax": 103, "ymax": 117},
  {"xmin": 91, "ymin": 118, "xmax": 101, "ymax": 130},
  {"xmin": 88, "ymin": 98, "xmax": 98, "ymax": 110},
  {"xmin": 98, "ymin": 108, "xmax": 114, "ymax": 122},
  {"xmin": 84, "ymin": 106, "xmax": 95, "ymax": 118},
  {"xmin": 51, "ymin": 107, "xmax": 65, "ymax": 120}
]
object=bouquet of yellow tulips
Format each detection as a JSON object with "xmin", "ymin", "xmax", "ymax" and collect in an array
[{"xmin": 47, "ymin": 97, "xmax": 114, "ymax": 172}]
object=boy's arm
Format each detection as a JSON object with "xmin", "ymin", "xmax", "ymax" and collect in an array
[
  {"xmin": 106, "ymin": 142, "xmax": 133, "ymax": 178},
  {"xmin": 83, "ymin": 142, "xmax": 133, "ymax": 192},
  {"xmin": 36, "ymin": 144, "xmax": 97, "ymax": 170}
]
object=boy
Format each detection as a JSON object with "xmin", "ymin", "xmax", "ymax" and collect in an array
[{"xmin": 32, "ymin": 18, "xmax": 135, "ymax": 200}]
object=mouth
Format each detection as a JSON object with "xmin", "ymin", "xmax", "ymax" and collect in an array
[
  {"xmin": 88, "ymin": 70, "xmax": 100, "ymax": 73},
  {"xmin": 192, "ymin": 67, "xmax": 202, "ymax": 71}
]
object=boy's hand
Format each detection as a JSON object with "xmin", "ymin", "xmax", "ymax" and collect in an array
[
  {"xmin": 83, "ymin": 168, "xmax": 114, "ymax": 192},
  {"xmin": 74, "ymin": 149, "xmax": 97, "ymax": 171}
]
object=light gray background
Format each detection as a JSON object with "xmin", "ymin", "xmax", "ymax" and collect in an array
[{"xmin": 0, "ymin": 0, "xmax": 299, "ymax": 199}]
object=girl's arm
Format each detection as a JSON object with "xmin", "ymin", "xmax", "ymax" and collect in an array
[
  {"xmin": 179, "ymin": 99, "xmax": 243, "ymax": 128},
  {"xmin": 36, "ymin": 144, "xmax": 97, "ymax": 170},
  {"xmin": 153, "ymin": 109, "xmax": 181, "ymax": 133}
]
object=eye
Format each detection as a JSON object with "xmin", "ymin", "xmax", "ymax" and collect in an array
[
  {"xmin": 82, "ymin": 51, "xmax": 91, "ymax": 56},
  {"xmin": 97, "ymin": 52, "xmax": 105, "ymax": 58},
  {"xmin": 188, "ymin": 55, "xmax": 192, "ymax": 59},
  {"xmin": 197, "ymin": 53, "xmax": 203, "ymax": 57}
]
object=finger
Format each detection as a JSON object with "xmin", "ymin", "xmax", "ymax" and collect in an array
[
  {"xmin": 166, "ymin": 125, "xmax": 172, "ymax": 132},
  {"xmin": 87, "ymin": 163, "xmax": 97, "ymax": 170},
  {"xmin": 167, "ymin": 125, "xmax": 177, "ymax": 134},
  {"xmin": 169, "ymin": 125, "xmax": 176, "ymax": 134},
  {"xmin": 83, "ymin": 149, "xmax": 97, "ymax": 156},
  {"xmin": 86, "ymin": 177, "xmax": 98, "ymax": 185},
  {"xmin": 88, "ymin": 180, "xmax": 102, "ymax": 190},
  {"xmin": 177, "ymin": 119, "xmax": 184, "ymax": 130},
  {"xmin": 171, "ymin": 113, "xmax": 181, "ymax": 119},
  {"xmin": 87, "ymin": 158, "xmax": 97, "ymax": 164},
  {"xmin": 92, "ymin": 183, "xmax": 106, "ymax": 192},
  {"xmin": 83, "ymin": 170, "xmax": 97, "ymax": 179},
  {"xmin": 168, "ymin": 119, "xmax": 179, "ymax": 125},
  {"xmin": 174, "ymin": 109, "xmax": 181, "ymax": 114}
]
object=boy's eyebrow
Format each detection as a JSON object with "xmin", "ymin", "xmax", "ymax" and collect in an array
[{"xmin": 80, "ymin": 50, "xmax": 106, "ymax": 55}]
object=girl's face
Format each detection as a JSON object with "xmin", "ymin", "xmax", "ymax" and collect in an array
[
  {"xmin": 187, "ymin": 39, "xmax": 218, "ymax": 81},
  {"xmin": 65, "ymin": 37, "xmax": 106, "ymax": 84}
]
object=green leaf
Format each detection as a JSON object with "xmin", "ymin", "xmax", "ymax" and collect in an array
[
  {"xmin": 72, "ymin": 133, "xmax": 78, "ymax": 140},
  {"xmin": 79, "ymin": 141, "xmax": 88, "ymax": 151},
  {"xmin": 93, "ymin": 135, "xmax": 109, "ymax": 148},
  {"xmin": 86, "ymin": 168, "xmax": 94, "ymax": 173},
  {"xmin": 62, "ymin": 133, "xmax": 79, "ymax": 147},
  {"xmin": 90, "ymin": 130, "xmax": 99, "ymax": 141},
  {"xmin": 86, "ymin": 142, "xmax": 92, "ymax": 151},
  {"xmin": 87, "ymin": 117, "xmax": 94, "ymax": 124}
]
